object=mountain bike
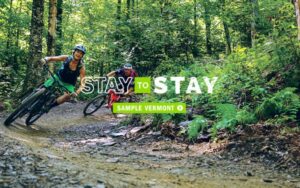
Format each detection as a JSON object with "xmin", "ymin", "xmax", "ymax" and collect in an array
[
  {"xmin": 83, "ymin": 88, "xmax": 139, "ymax": 116},
  {"xmin": 4, "ymin": 64, "xmax": 71, "ymax": 126}
]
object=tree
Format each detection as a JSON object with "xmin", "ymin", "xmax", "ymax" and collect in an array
[
  {"xmin": 192, "ymin": 0, "xmax": 200, "ymax": 57},
  {"xmin": 23, "ymin": 0, "xmax": 45, "ymax": 91},
  {"xmin": 56, "ymin": 0, "xmax": 63, "ymax": 55},
  {"xmin": 126, "ymin": 0, "xmax": 130, "ymax": 20},
  {"xmin": 251, "ymin": 0, "xmax": 259, "ymax": 47},
  {"xmin": 220, "ymin": 0, "xmax": 231, "ymax": 54},
  {"xmin": 203, "ymin": 1, "xmax": 212, "ymax": 55},
  {"xmin": 114, "ymin": 0, "xmax": 122, "ymax": 58},
  {"xmin": 294, "ymin": 0, "xmax": 300, "ymax": 40},
  {"xmin": 47, "ymin": 0, "xmax": 57, "ymax": 56}
]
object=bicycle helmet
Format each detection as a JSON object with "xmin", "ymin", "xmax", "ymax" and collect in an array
[
  {"xmin": 73, "ymin": 44, "xmax": 86, "ymax": 54},
  {"xmin": 123, "ymin": 63, "xmax": 132, "ymax": 70}
]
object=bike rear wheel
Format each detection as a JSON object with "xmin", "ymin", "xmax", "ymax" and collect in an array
[
  {"xmin": 83, "ymin": 94, "xmax": 107, "ymax": 116},
  {"xmin": 4, "ymin": 88, "xmax": 46, "ymax": 126}
]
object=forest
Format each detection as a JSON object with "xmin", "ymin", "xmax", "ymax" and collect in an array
[
  {"xmin": 1, "ymin": 0, "xmax": 299, "ymax": 137},
  {"xmin": 0, "ymin": 0, "xmax": 299, "ymax": 187}
]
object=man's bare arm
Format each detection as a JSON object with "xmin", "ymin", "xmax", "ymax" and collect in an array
[{"xmin": 107, "ymin": 71, "xmax": 116, "ymax": 77}]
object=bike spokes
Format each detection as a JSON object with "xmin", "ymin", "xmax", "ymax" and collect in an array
[{"xmin": 83, "ymin": 95, "xmax": 107, "ymax": 116}]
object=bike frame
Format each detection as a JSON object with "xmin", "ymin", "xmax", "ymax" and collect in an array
[
  {"xmin": 26, "ymin": 65, "xmax": 71, "ymax": 115},
  {"xmin": 107, "ymin": 89, "xmax": 121, "ymax": 109}
]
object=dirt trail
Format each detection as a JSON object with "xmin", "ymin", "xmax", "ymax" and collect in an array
[{"xmin": 0, "ymin": 102, "xmax": 299, "ymax": 187}]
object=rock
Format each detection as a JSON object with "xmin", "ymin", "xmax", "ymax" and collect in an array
[
  {"xmin": 69, "ymin": 179, "xmax": 80, "ymax": 184},
  {"xmin": 147, "ymin": 131, "xmax": 161, "ymax": 136},
  {"xmin": 178, "ymin": 121, "xmax": 192, "ymax": 128},
  {"xmin": 262, "ymin": 179, "xmax": 273, "ymax": 183},
  {"xmin": 110, "ymin": 130, "xmax": 127, "ymax": 137},
  {"xmin": 21, "ymin": 174, "xmax": 38, "ymax": 182},
  {"xmin": 129, "ymin": 125, "xmax": 150, "ymax": 135},
  {"xmin": 226, "ymin": 142, "xmax": 237, "ymax": 150},
  {"xmin": 106, "ymin": 158, "xmax": 119, "ymax": 163},
  {"xmin": 260, "ymin": 146, "xmax": 270, "ymax": 152},
  {"xmin": 97, "ymin": 180, "xmax": 104, "ymax": 184},
  {"xmin": 197, "ymin": 134, "xmax": 211, "ymax": 142},
  {"xmin": 144, "ymin": 118, "xmax": 153, "ymax": 126},
  {"xmin": 84, "ymin": 185, "xmax": 93, "ymax": 188},
  {"xmin": 96, "ymin": 183, "xmax": 105, "ymax": 188},
  {"xmin": 244, "ymin": 171, "xmax": 254, "ymax": 176},
  {"xmin": 96, "ymin": 185, "xmax": 105, "ymax": 188},
  {"xmin": 102, "ymin": 141, "xmax": 116, "ymax": 146}
]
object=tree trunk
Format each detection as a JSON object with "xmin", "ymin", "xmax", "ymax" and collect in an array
[
  {"xmin": 223, "ymin": 22, "xmax": 232, "ymax": 54},
  {"xmin": 251, "ymin": 0, "xmax": 259, "ymax": 47},
  {"xmin": 131, "ymin": 0, "xmax": 134, "ymax": 17},
  {"xmin": 116, "ymin": 0, "xmax": 121, "ymax": 38},
  {"xmin": 126, "ymin": 0, "xmax": 130, "ymax": 20},
  {"xmin": 117, "ymin": 0, "xmax": 121, "ymax": 21},
  {"xmin": 294, "ymin": 0, "xmax": 300, "ymax": 40},
  {"xmin": 5, "ymin": 0, "xmax": 13, "ymax": 67},
  {"xmin": 220, "ymin": 0, "xmax": 231, "ymax": 54},
  {"xmin": 56, "ymin": 0, "xmax": 63, "ymax": 55},
  {"xmin": 14, "ymin": 0, "xmax": 23, "ymax": 71},
  {"xmin": 23, "ymin": 0, "xmax": 45, "ymax": 92},
  {"xmin": 136, "ymin": 0, "xmax": 139, "ymax": 18},
  {"xmin": 100, "ymin": 60, "xmax": 104, "ymax": 76},
  {"xmin": 192, "ymin": 0, "xmax": 200, "ymax": 57},
  {"xmin": 114, "ymin": 0, "xmax": 122, "ymax": 57},
  {"xmin": 15, "ymin": 0, "xmax": 23, "ymax": 51},
  {"xmin": 204, "ymin": 1, "xmax": 212, "ymax": 55},
  {"xmin": 47, "ymin": 0, "xmax": 57, "ymax": 56}
]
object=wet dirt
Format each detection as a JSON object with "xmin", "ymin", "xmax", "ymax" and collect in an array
[{"xmin": 0, "ymin": 102, "xmax": 299, "ymax": 187}]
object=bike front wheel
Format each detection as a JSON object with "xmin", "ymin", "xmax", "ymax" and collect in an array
[
  {"xmin": 4, "ymin": 88, "xmax": 46, "ymax": 126},
  {"xmin": 83, "ymin": 94, "xmax": 107, "ymax": 116}
]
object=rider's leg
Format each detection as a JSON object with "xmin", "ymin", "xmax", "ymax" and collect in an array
[
  {"xmin": 50, "ymin": 93, "xmax": 71, "ymax": 108},
  {"xmin": 56, "ymin": 93, "xmax": 71, "ymax": 104}
]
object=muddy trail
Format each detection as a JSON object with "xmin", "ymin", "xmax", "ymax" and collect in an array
[{"xmin": 0, "ymin": 102, "xmax": 299, "ymax": 188}]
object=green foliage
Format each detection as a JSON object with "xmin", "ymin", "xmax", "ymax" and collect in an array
[
  {"xmin": 188, "ymin": 116, "xmax": 207, "ymax": 141},
  {"xmin": 151, "ymin": 114, "xmax": 164, "ymax": 129},
  {"xmin": 213, "ymin": 103, "xmax": 237, "ymax": 131},
  {"xmin": 255, "ymin": 98, "xmax": 281, "ymax": 120},
  {"xmin": 236, "ymin": 109, "xmax": 257, "ymax": 125},
  {"xmin": 255, "ymin": 88, "xmax": 300, "ymax": 123},
  {"xmin": 3, "ymin": 99, "xmax": 13, "ymax": 112}
]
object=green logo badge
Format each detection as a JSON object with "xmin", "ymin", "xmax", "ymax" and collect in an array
[{"xmin": 134, "ymin": 77, "xmax": 151, "ymax": 93}]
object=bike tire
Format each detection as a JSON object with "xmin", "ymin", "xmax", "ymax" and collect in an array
[
  {"xmin": 25, "ymin": 94, "xmax": 55, "ymax": 126},
  {"xmin": 21, "ymin": 84, "xmax": 44, "ymax": 104},
  {"xmin": 83, "ymin": 94, "xmax": 107, "ymax": 116},
  {"xmin": 25, "ymin": 110, "xmax": 45, "ymax": 126},
  {"xmin": 4, "ymin": 88, "xmax": 46, "ymax": 126}
]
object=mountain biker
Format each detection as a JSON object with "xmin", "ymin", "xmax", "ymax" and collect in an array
[
  {"xmin": 39, "ymin": 44, "xmax": 86, "ymax": 108},
  {"xmin": 106, "ymin": 63, "xmax": 138, "ymax": 96}
]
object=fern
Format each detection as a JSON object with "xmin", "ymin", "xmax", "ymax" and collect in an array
[
  {"xmin": 236, "ymin": 109, "xmax": 257, "ymax": 125},
  {"xmin": 255, "ymin": 98, "xmax": 281, "ymax": 119},
  {"xmin": 214, "ymin": 103, "xmax": 237, "ymax": 131},
  {"xmin": 255, "ymin": 87, "xmax": 300, "ymax": 122},
  {"xmin": 188, "ymin": 116, "xmax": 207, "ymax": 141}
]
